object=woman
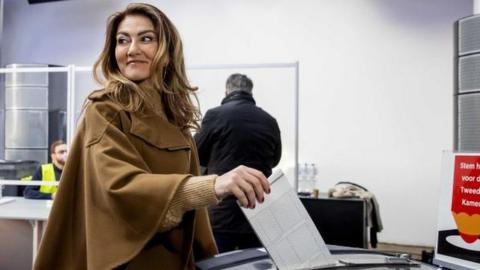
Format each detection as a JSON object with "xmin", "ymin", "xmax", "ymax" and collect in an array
[{"xmin": 34, "ymin": 3, "xmax": 269, "ymax": 270}]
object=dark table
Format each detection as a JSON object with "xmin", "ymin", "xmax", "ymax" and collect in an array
[{"xmin": 301, "ymin": 195, "xmax": 368, "ymax": 248}]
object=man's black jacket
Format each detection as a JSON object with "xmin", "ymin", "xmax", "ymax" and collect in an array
[{"xmin": 194, "ymin": 91, "xmax": 282, "ymax": 233}]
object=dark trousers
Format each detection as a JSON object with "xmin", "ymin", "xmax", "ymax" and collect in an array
[{"xmin": 213, "ymin": 231, "xmax": 262, "ymax": 253}]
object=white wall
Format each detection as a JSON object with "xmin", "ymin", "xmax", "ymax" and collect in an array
[{"xmin": 2, "ymin": 0, "xmax": 472, "ymax": 246}]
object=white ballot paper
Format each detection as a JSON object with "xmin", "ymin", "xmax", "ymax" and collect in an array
[{"xmin": 241, "ymin": 170, "xmax": 336, "ymax": 270}]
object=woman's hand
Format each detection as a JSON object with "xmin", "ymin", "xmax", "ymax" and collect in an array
[{"xmin": 214, "ymin": 165, "xmax": 270, "ymax": 208}]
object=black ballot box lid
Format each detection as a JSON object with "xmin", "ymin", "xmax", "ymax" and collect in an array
[
  {"xmin": 196, "ymin": 248, "xmax": 269, "ymax": 270},
  {"xmin": 195, "ymin": 246, "xmax": 439, "ymax": 270}
]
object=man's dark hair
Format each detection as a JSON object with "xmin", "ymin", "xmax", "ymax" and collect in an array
[
  {"xmin": 226, "ymin": 73, "xmax": 253, "ymax": 95},
  {"xmin": 50, "ymin": 140, "xmax": 65, "ymax": 154}
]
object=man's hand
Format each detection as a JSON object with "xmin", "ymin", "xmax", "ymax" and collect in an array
[
  {"xmin": 51, "ymin": 192, "xmax": 56, "ymax": 200},
  {"xmin": 214, "ymin": 165, "xmax": 270, "ymax": 208}
]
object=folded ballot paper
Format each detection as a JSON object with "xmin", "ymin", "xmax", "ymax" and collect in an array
[
  {"xmin": 241, "ymin": 170, "xmax": 419, "ymax": 270},
  {"xmin": 241, "ymin": 170, "xmax": 336, "ymax": 270}
]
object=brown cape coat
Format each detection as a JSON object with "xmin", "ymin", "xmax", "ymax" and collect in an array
[{"xmin": 33, "ymin": 90, "xmax": 217, "ymax": 270}]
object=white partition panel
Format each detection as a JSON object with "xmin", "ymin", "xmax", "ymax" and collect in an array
[
  {"xmin": 71, "ymin": 67, "xmax": 98, "ymax": 141},
  {"xmin": 12, "ymin": 64, "xmax": 299, "ymax": 188},
  {"xmin": 187, "ymin": 63, "xmax": 298, "ymax": 187},
  {"xmin": 0, "ymin": 66, "xmax": 68, "ymax": 164}
]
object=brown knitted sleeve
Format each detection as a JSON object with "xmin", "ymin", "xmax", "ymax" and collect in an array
[{"xmin": 158, "ymin": 175, "xmax": 219, "ymax": 232}]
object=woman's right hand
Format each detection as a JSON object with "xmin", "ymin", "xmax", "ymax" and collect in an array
[{"xmin": 214, "ymin": 165, "xmax": 270, "ymax": 209}]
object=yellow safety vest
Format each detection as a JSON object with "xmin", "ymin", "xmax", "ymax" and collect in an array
[{"xmin": 39, "ymin": 164, "xmax": 57, "ymax": 194}]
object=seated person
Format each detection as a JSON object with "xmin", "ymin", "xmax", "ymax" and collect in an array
[{"xmin": 23, "ymin": 140, "xmax": 67, "ymax": 200}]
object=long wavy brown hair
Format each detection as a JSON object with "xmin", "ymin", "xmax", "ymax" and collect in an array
[{"xmin": 93, "ymin": 3, "xmax": 200, "ymax": 131}]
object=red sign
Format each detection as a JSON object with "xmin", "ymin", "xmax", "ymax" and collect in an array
[{"xmin": 451, "ymin": 155, "xmax": 480, "ymax": 243}]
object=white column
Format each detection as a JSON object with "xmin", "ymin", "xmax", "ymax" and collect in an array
[
  {"xmin": 475, "ymin": 0, "xmax": 480, "ymax": 14},
  {"xmin": 0, "ymin": 0, "xmax": 3, "ymax": 64},
  {"xmin": 0, "ymin": 0, "xmax": 4, "ymax": 161}
]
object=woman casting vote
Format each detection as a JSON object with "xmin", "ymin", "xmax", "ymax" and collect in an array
[{"xmin": 34, "ymin": 3, "xmax": 270, "ymax": 270}]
